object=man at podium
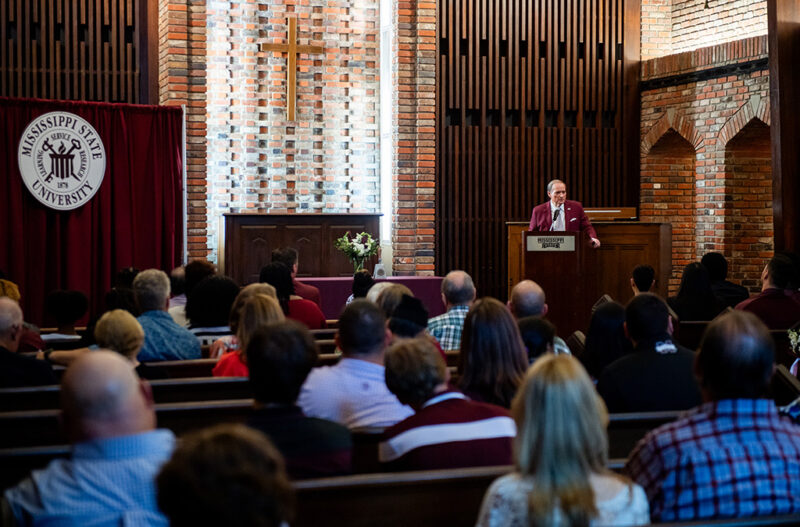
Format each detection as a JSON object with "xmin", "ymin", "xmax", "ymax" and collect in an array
[{"xmin": 529, "ymin": 179, "xmax": 601, "ymax": 248}]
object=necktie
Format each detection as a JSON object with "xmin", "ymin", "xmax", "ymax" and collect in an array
[{"xmin": 553, "ymin": 207, "xmax": 564, "ymax": 231}]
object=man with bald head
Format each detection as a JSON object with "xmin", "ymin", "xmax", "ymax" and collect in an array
[
  {"xmin": 427, "ymin": 270, "xmax": 476, "ymax": 350},
  {"xmin": 507, "ymin": 280, "xmax": 570, "ymax": 355},
  {"xmin": 0, "ymin": 297, "xmax": 56, "ymax": 388},
  {"xmin": 2, "ymin": 351, "xmax": 175, "ymax": 526}
]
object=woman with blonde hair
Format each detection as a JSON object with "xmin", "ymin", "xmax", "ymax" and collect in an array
[
  {"xmin": 95, "ymin": 309, "xmax": 166, "ymax": 380},
  {"xmin": 209, "ymin": 282, "xmax": 276, "ymax": 358},
  {"xmin": 212, "ymin": 294, "xmax": 284, "ymax": 377},
  {"xmin": 476, "ymin": 354, "xmax": 648, "ymax": 526}
]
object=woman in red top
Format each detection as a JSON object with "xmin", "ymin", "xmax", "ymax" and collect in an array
[
  {"xmin": 259, "ymin": 262, "xmax": 327, "ymax": 330},
  {"xmin": 212, "ymin": 294, "xmax": 284, "ymax": 377}
]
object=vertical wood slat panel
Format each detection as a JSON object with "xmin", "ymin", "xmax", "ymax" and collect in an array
[
  {"xmin": 436, "ymin": 0, "xmax": 640, "ymax": 300},
  {"xmin": 0, "ymin": 0, "xmax": 143, "ymax": 103}
]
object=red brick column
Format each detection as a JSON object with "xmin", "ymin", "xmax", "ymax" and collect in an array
[
  {"xmin": 159, "ymin": 0, "xmax": 207, "ymax": 259},
  {"xmin": 392, "ymin": 0, "xmax": 436, "ymax": 275}
]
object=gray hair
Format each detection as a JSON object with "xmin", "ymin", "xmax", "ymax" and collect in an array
[
  {"xmin": 442, "ymin": 270, "xmax": 476, "ymax": 306},
  {"xmin": 0, "ymin": 297, "xmax": 22, "ymax": 336},
  {"xmin": 546, "ymin": 179, "xmax": 564, "ymax": 194},
  {"xmin": 133, "ymin": 269, "xmax": 171, "ymax": 312}
]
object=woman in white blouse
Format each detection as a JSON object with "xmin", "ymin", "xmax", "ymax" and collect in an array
[{"xmin": 476, "ymin": 354, "xmax": 649, "ymax": 527}]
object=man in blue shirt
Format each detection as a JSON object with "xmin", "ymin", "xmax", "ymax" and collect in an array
[
  {"xmin": 134, "ymin": 269, "xmax": 200, "ymax": 361},
  {"xmin": 2, "ymin": 351, "xmax": 176, "ymax": 526}
]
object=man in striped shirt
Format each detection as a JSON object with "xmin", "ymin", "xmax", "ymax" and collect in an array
[
  {"xmin": 427, "ymin": 270, "xmax": 476, "ymax": 351},
  {"xmin": 379, "ymin": 337, "xmax": 515, "ymax": 471}
]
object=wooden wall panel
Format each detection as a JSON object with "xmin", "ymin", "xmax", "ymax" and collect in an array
[
  {"xmin": 0, "ymin": 0, "xmax": 151, "ymax": 103},
  {"xmin": 436, "ymin": 0, "xmax": 641, "ymax": 300}
]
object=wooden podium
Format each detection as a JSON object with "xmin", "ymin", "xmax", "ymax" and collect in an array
[
  {"xmin": 523, "ymin": 232, "xmax": 598, "ymax": 337},
  {"xmin": 510, "ymin": 221, "xmax": 672, "ymax": 336}
]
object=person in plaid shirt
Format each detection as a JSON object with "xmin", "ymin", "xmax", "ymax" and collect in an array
[
  {"xmin": 626, "ymin": 310, "xmax": 800, "ymax": 522},
  {"xmin": 427, "ymin": 270, "xmax": 476, "ymax": 351}
]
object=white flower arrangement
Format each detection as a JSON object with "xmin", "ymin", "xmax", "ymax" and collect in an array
[
  {"xmin": 790, "ymin": 328, "xmax": 800, "ymax": 357},
  {"xmin": 335, "ymin": 231, "xmax": 379, "ymax": 272}
]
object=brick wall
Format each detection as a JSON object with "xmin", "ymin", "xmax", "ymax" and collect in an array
[
  {"xmin": 392, "ymin": 0, "xmax": 436, "ymax": 275},
  {"xmin": 641, "ymin": 0, "xmax": 672, "ymax": 60},
  {"xmin": 158, "ymin": 0, "xmax": 207, "ymax": 259},
  {"xmin": 204, "ymin": 1, "xmax": 380, "ymax": 262},
  {"xmin": 642, "ymin": 0, "xmax": 767, "ymax": 59},
  {"xmin": 640, "ymin": 35, "xmax": 772, "ymax": 294}
]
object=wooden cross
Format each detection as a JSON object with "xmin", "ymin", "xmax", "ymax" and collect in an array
[{"xmin": 260, "ymin": 17, "xmax": 324, "ymax": 122}]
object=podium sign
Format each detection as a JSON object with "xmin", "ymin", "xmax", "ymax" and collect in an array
[{"xmin": 527, "ymin": 235, "xmax": 576, "ymax": 252}]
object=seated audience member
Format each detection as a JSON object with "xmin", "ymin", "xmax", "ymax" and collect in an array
[
  {"xmin": 3, "ymin": 351, "xmax": 176, "ymax": 525},
  {"xmin": 477, "ymin": 354, "xmax": 649, "ymax": 527},
  {"xmin": 346, "ymin": 268, "xmax": 374, "ymax": 305},
  {"xmin": 580, "ymin": 301, "xmax": 633, "ymax": 379},
  {"xmin": 627, "ymin": 310, "xmax": 800, "ymax": 522},
  {"xmin": 597, "ymin": 293, "xmax": 701, "ymax": 412},
  {"xmin": 388, "ymin": 294, "xmax": 429, "ymax": 340},
  {"xmin": 0, "ymin": 280, "xmax": 46, "ymax": 353},
  {"xmin": 374, "ymin": 283, "xmax": 413, "ymax": 318},
  {"xmin": 134, "ymin": 269, "xmax": 201, "ymax": 361},
  {"xmin": 0, "ymin": 297, "xmax": 56, "ymax": 388},
  {"xmin": 157, "ymin": 424, "xmax": 293, "ymax": 527},
  {"xmin": 459, "ymin": 298, "xmax": 528, "ymax": 408},
  {"xmin": 428, "ymin": 270, "xmax": 476, "ymax": 350},
  {"xmin": 388, "ymin": 294, "xmax": 447, "ymax": 360},
  {"xmin": 168, "ymin": 259, "xmax": 215, "ymax": 327},
  {"xmin": 272, "ymin": 246, "xmax": 321, "ymax": 307},
  {"xmin": 365, "ymin": 281, "xmax": 393, "ymax": 304},
  {"xmin": 168, "ymin": 266, "xmax": 186, "ymax": 309},
  {"xmin": 298, "ymin": 300, "xmax": 413, "ymax": 428},
  {"xmin": 259, "ymin": 262, "xmax": 326, "ymax": 330},
  {"xmin": 630, "ymin": 264, "xmax": 655, "ymax": 294},
  {"xmin": 185, "ymin": 275, "xmax": 239, "ymax": 346},
  {"xmin": 668, "ymin": 262, "xmax": 726, "ymax": 321},
  {"xmin": 380, "ymin": 338, "xmax": 514, "ymax": 470},
  {"xmin": 516, "ymin": 316, "xmax": 555, "ymax": 363},
  {"xmin": 209, "ymin": 282, "xmax": 277, "ymax": 358},
  {"xmin": 507, "ymin": 279, "xmax": 570, "ymax": 354},
  {"xmin": 736, "ymin": 254, "xmax": 800, "ymax": 329},
  {"xmin": 95, "ymin": 309, "xmax": 167, "ymax": 380},
  {"xmin": 701, "ymin": 252, "xmax": 749, "ymax": 308},
  {"xmin": 213, "ymin": 294, "xmax": 285, "ymax": 377},
  {"xmin": 42, "ymin": 290, "xmax": 89, "ymax": 347},
  {"xmin": 246, "ymin": 321, "xmax": 352, "ymax": 478}
]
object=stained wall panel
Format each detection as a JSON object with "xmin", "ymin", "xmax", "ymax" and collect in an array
[
  {"xmin": 436, "ymin": 0, "xmax": 641, "ymax": 300},
  {"xmin": 1, "ymin": 0, "xmax": 148, "ymax": 103}
]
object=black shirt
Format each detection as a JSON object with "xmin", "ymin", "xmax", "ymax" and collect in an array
[
  {"xmin": 0, "ymin": 346, "xmax": 58, "ymax": 388},
  {"xmin": 596, "ymin": 335, "xmax": 702, "ymax": 413}
]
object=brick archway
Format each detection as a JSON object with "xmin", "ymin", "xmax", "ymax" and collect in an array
[
  {"xmin": 641, "ymin": 109, "xmax": 704, "ymax": 156},
  {"xmin": 719, "ymin": 95, "xmax": 771, "ymax": 148}
]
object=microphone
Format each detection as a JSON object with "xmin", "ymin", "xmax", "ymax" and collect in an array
[{"xmin": 550, "ymin": 209, "xmax": 560, "ymax": 231}]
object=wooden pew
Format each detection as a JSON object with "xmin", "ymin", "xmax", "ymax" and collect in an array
[
  {"xmin": 292, "ymin": 465, "xmax": 512, "ymax": 527},
  {"xmin": 0, "ymin": 377, "xmax": 253, "ymax": 412},
  {"xmin": 606, "ymin": 410, "xmax": 680, "ymax": 459},
  {"xmin": 770, "ymin": 364, "xmax": 800, "ymax": 406},
  {"xmin": 0, "ymin": 399, "xmax": 255, "ymax": 448}
]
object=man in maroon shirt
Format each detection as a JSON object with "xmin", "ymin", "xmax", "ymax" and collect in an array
[
  {"xmin": 379, "ymin": 337, "xmax": 515, "ymax": 471},
  {"xmin": 736, "ymin": 254, "xmax": 800, "ymax": 329},
  {"xmin": 271, "ymin": 247, "xmax": 321, "ymax": 308}
]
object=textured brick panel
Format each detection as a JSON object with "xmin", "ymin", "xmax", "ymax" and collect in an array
[
  {"xmin": 641, "ymin": 38, "xmax": 772, "ymax": 294},
  {"xmin": 205, "ymin": 1, "xmax": 380, "ymax": 262}
]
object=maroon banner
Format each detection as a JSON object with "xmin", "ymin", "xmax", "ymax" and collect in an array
[{"xmin": 0, "ymin": 97, "xmax": 184, "ymax": 327}]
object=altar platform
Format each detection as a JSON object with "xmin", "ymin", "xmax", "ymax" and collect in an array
[{"xmin": 301, "ymin": 276, "xmax": 445, "ymax": 320}]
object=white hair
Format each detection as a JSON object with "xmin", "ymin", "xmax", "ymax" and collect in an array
[{"xmin": 0, "ymin": 297, "xmax": 22, "ymax": 336}]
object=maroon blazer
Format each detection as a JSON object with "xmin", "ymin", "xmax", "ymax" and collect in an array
[
  {"xmin": 294, "ymin": 279, "xmax": 322, "ymax": 308},
  {"xmin": 529, "ymin": 199, "xmax": 597, "ymax": 239}
]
